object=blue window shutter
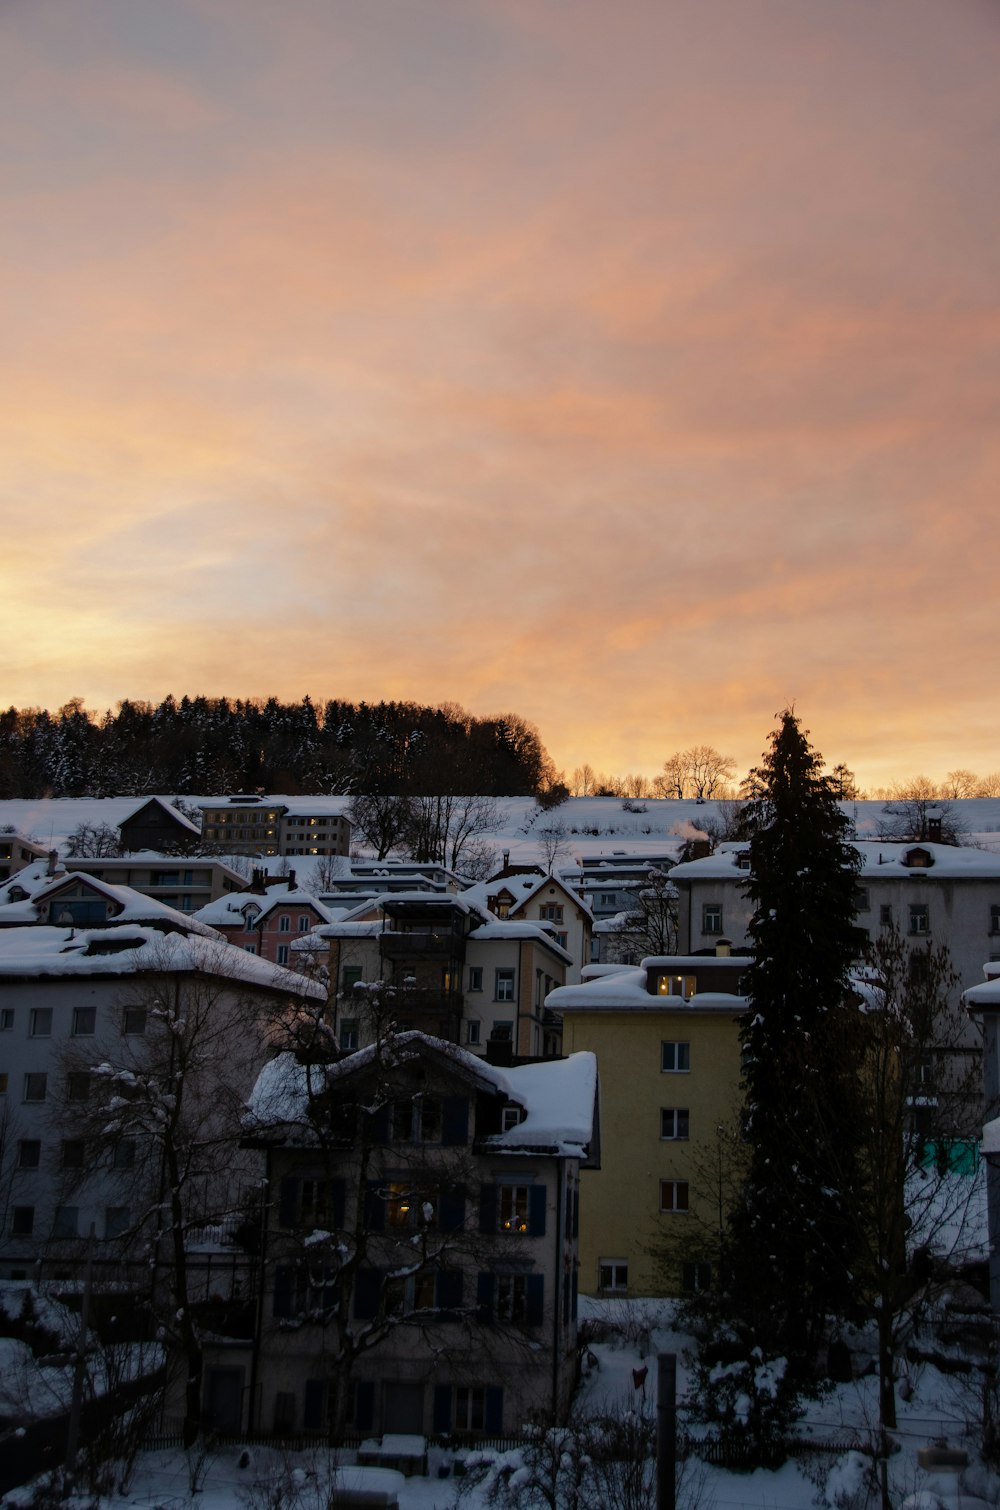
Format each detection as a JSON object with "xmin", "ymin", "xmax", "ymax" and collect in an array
[
  {"xmin": 277, "ymin": 1178, "xmax": 299, "ymax": 1228},
  {"xmin": 478, "ymin": 1184, "xmax": 497, "ymax": 1234},
  {"xmin": 484, "ymin": 1385, "xmax": 504, "ymax": 1433},
  {"xmin": 303, "ymin": 1379, "xmax": 325, "ymax": 1430},
  {"xmin": 354, "ymin": 1267, "xmax": 380, "ymax": 1320},
  {"xmin": 442, "ymin": 1096, "xmax": 469, "ymax": 1146},
  {"xmin": 439, "ymin": 1186, "xmax": 466, "ymax": 1233},
  {"xmin": 273, "ymin": 1265, "xmax": 294, "ymax": 1319},
  {"xmin": 433, "ymin": 1383, "xmax": 452, "ymax": 1435},
  {"xmin": 330, "ymin": 1178, "xmax": 346, "ymax": 1229},
  {"xmin": 436, "ymin": 1269, "xmax": 463, "ymax": 1315},
  {"xmin": 355, "ymin": 1379, "xmax": 376, "ymax": 1433},
  {"xmin": 528, "ymin": 1184, "xmax": 547, "ymax": 1237},
  {"xmin": 364, "ymin": 1181, "xmax": 385, "ymax": 1231},
  {"xmin": 477, "ymin": 1271, "xmax": 495, "ymax": 1321},
  {"xmin": 526, "ymin": 1273, "xmax": 544, "ymax": 1326}
]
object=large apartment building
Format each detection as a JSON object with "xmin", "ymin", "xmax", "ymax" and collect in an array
[{"xmin": 199, "ymin": 796, "xmax": 352, "ymax": 857}]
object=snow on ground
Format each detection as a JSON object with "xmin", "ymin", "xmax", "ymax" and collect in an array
[{"xmin": 6, "ymin": 1299, "xmax": 997, "ymax": 1510}]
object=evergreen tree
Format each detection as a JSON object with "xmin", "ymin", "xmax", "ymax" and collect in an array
[{"xmin": 727, "ymin": 710, "xmax": 865, "ymax": 1364}]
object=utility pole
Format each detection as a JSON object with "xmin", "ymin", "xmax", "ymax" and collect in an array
[{"xmin": 657, "ymin": 1352, "xmax": 677, "ymax": 1510}]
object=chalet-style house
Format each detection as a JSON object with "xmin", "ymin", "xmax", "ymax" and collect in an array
[{"xmin": 226, "ymin": 1031, "xmax": 598, "ymax": 1439}]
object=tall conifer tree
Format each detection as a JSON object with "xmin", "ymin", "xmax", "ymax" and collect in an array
[{"xmin": 729, "ymin": 710, "xmax": 864, "ymax": 1362}]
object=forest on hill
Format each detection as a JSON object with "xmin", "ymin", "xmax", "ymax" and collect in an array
[{"xmin": 0, "ymin": 697, "xmax": 553, "ymax": 800}]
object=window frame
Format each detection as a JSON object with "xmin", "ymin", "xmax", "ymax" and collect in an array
[
  {"xmin": 660, "ymin": 1107, "xmax": 690, "ymax": 1140},
  {"xmin": 660, "ymin": 1041, "xmax": 691, "ymax": 1074},
  {"xmin": 659, "ymin": 1179, "xmax": 690, "ymax": 1214}
]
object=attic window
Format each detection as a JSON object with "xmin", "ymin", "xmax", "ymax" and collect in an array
[
  {"xmin": 736, "ymin": 853, "xmax": 751, "ymax": 870},
  {"xmin": 85, "ymin": 936, "xmax": 145, "ymax": 956},
  {"xmin": 904, "ymin": 848, "xmax": 933, "ymax": 869},
  {"xmin": 501, "ymin": 1105, "xmax": 523, "ymax": 1132}
]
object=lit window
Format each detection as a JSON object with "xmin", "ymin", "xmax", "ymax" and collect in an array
[
  {"xmin": 498, "ymin": 1185, "xmax": 530, "ymax": 1234},
  {"xmin": 656, "ymin": 974, "xmax": 696, "ymax": 998}
]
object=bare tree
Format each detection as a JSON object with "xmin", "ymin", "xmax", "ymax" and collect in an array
[
  {"xmin": 877, "ymin": 778, "xmax": 966, "ymax": 845},
  {"xmin": 571, "ymin": 765, "xmax": 598, "ymax": 797},
  {"xmin": 943, "ymin": 768, "xmax": 981, "ymax": 799},
  {"xmin": 64, "ymin": 822, "xmax": 121, "ymax": 858},
  {"xmin": 404, "ymin": 793, "xmax": 500, "ymax": 872},
  {"xmin": 58, "ymin": 945, "xmax": 291, "ymax": 1447},
  {"xmin": 346, "ymin": 792, "xmax": 413, "ymax": 859},
  {"xmin": 655, "ymin": 747, "xmax": 736, "ymax": 801},
  {"xmin": 606, "ymin": 870, "xmax": 679, "ymax": 962},
  {"xmin": 537, "ymin": 823, "xmax": 571, "ymax": 874}
]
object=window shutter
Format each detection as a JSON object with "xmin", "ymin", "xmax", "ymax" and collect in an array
[
  {"xmin": 477, "ymin": 1271, "xmax": 495, "ymax": 1321},
  {"xmin": 353, "ymin": 1267, "xmax": 381, "ymax": 1320},
  {"xmin": 364, "ymin": 1181, "xmax": 385, "ymax": 1232},
  {"xmin": 433, "ymin": 1383, "xmax": 453, "ymax": 1435},
  {"xmin": 526, "ymin": 1273, "xmax": 544, "ymax": 1326},
  {"xmin": 354, "ymin": 1379, "xmax": 375, "ymax": 1433},
  {"xmin": 436, "ymin": 1269, "xmax": 464, "ymax": 1315},
  {"xmin": 441, "ymin": 1096, "xmax": 469, "ymax": 1146},
  {"xmin": 528, "ymin": 1184, "xmax": 547, "ymax": 1237},
  {"xmin": 484, "ymin": 1385, "xmax": 504, "ymax": 1433},
  {"xmin": 438, "ymin": 1186, "xmax": 466, "ymax": 1233},
  {"xmin": 273, "ymin": 1265, "xmax": 294, "ymax": 1319},
  {"xmin": 277, "ymin": 1178, "xmax": 299, "ymax": 1228},
  {"xmin": 303, "ymin": 1379, "xmax": 326, "ymax": 1430},
  {"xmin": 478, "ymin": 1183, "xmax": 497, "ymax": 1234}
]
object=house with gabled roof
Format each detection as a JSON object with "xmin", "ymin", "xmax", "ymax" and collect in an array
[
  {"xmin": 460, "ymin": 869, "xmax": 593, "ymax": 984},
  {"xmin": 221, "ymin": 1030, "xmax": 597, "ymax": 1439},
  {"xmin": 118, "ymin": 796, "xmax": 204, "ymax": 855},
  {"xmin": 192, "ymin": 884, "xmax": 334, "ymax": 966}
]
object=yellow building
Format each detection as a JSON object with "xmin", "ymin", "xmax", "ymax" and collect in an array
[{"xmin": 550, "ymin": 951, "xmax": 747, "ymax": 1298}]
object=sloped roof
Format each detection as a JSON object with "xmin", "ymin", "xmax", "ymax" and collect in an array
[{"xmin": 119, "ymin": 796, "xmax": 202, "ymax": 836}]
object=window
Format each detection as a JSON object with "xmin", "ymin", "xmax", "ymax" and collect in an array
[
  {"xmin": 491, "ymin": 1021, "xmax": 513, "ymax": 1042},
  {"xmin": 495, "ymin": 969, "xmax": 516, "ymax": 1002},
  {"xmin": 112, "ymin": 1140, "xmax": 136, "ymax": 1170},
  {"xmin": 279, "ymin": 915, "xmax": 291, "ymax": 933},
  {"xmin": 61, "ymin": 1140, "xmax": 86, "ymax": 1169},
  {"xmin": 909, "ymin": 904, "xmax": 930, "ymax": 936},
  {"xmin": 276, "ymin": 945, "xmax": 289, "ymax": 965},
  {"xmin": 0, "ymin": 1009, "xmax": 13, "ymax": 1031},
  {"xmin": 392, "ymin": 1096, "xmax": 441, "ymax": 1143},
  {"xmin": 496, "ymin": 1274, "xmax": 528, "ymax": 1323},
  {"xmin": 339, "ymin": 1019, "xmax": 359, "ymax": 1051},
  {"xmin": 555, "ymin": 932, "xmax": 568, "ymax": 950},
  {"xmin": 599, "ymin": 1260, "xmax": 628, "ymax": 1293},
  {"xmin": 23, "ymin": 1072, "xmax": 47, "ymax": 1102},
  {"xmin": 104, "ymin": 1206, "xmax": 130, "ymax": 1240},
  {"xmin": 455, "ymin": 1386, "xmax": 487, "ymax": 1432},
  {"xmin": 29, "ymin": 1008, "xmax": 52, "ymax": 1037},
  {"xmin": 72, "ymin": 1007, "xmax": 96, "ymax": 1036},
  {"xmin": 855, "ymin": 887, "xmax": 870, "ymax": 911},
  {"xmin": 661, "ymin": 1041, "xmax": 690, "ymax": 1073},
  {"xmin": 880, "ymin": 904, "xmax": 893, "ymax": 928},
  {"xmin": 990, "ymin": 905, "xmax": 1000, "ymax": 935},
  {"xmin": 468, "ymin": 966, "xmax": 483, "ymax": 992},
  {"xmin": 52, "ymin": 1206, "xmax": 79, "ymax": 1240},
  {"xmin": 659, "ymin": 1180, "xmax": 690, "ymax": 1213},
  {"xmin": 17, "ymin": 1140, "xmax": 41, "ymax": 1170},
  {"xmin": 501, "ymin": 1106, "xmax": 523, "ymax": 1132},
  {"xmin": 465, "ymin": 1020, "xmax": 481, "ymax": 1046},
  {"xmin": 67, "ymin": 1072, "xmax": 90, "ymax": 1101},
  {"xmin": 682, "ymin": 1262, "xmax": 712, "ymax": 1292},
  {"xmin": 539, "ymin": 903, "xmax": 564, "ymax": 923},
  {"xmin": 11, "ymin": 1206, "xmax": 34, "ymax": 1237},
  {"xmin": 386, "ymin": 1182, "xmax": 417, "ymax": 1228},
  {"xmin": 122, "ymin": 1007, "xmax": 147, "ymax": 1035},
  {"xmin": 660, "ymin": 1108, "xmax": 690, "ymax": 1140},
  {"xmin": 499, "ymin": 1185, "xmax": 530, "ymax": 1234},
  {"xmin": 298, "ymin": 915, "xmax": 310, "ymax": 932},
  {"xmin": 599, "ymin": 892, "xmax": 617, "ymax": 907},
  {"xmin": 0, "ymin": 1074, "xmax": 7, "ymax": 1095},
  {"xmin": 656, "ymin": 974, "xmax": 696, "ymax": 998},
  {"xmin": 702, "ymin": 903, "xmax": 723, "ymax": 935}
]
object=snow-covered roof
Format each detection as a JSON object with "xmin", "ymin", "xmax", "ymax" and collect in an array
[
  {"xmin": 468, "ymin": 920, "xmax": 572, "ymax": 960},
  {"xmin": 462, "ymin": 872, "xmax": 595, "ymax": 923},
  {"xmin": 120, "ymin": 795, "xmax": 202, "ymax": 836},
  {"xmin": 193, "ymin": 888, "xmax": 334, "ymax": 928},
  {"xmin": 245, "ymin": 1031, "xmax": 597, "ymax": 1157},
  {"xmin": 671, "ymin": 840, "xmax": 1000, "ymax": 883},
  {"xmin": 0, "ymin": 924, "xmax": 325, "ymax": 996},
  {"xmin": 30, "ymin": 872, "xmax": 223, "ymax": 938},
  {"xmin": 963, "ymin": 976, "xmax": 1000, "ymax": 1014},
  {"xmin": 0, "ymin": 860, "xmax": 63, "ymax": 903},
  {"xmin": 547, "ymin": 964, "xmax": 747, "ymax": 1013}
]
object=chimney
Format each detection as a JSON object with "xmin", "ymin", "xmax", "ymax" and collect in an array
[
  {"xmin": 502, "ymin": 850, "xmax": 510, "ymax": 871},
  {"xmin": 287, "ymin": 870, "xmax": 296, "ymax": 890},
  {"xmin": 715, "ymin": 938, "xmax": 731, "ymax": 957},
  {"xmin": 47, "ymin": 849, "xmax": 59, "ymax": 877}
]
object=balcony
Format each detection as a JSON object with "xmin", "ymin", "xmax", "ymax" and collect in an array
[{"xmin": 379, "ymin": 929, "xmax": 467, "ymax": 963}]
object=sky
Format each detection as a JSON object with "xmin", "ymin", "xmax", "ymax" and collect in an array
[{"xmin": 2, "ymin": 0, "xmax": 999, "ymax": 791}]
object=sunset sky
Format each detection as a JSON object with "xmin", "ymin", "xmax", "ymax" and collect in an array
[{"xmin": 3, "ymin": 0, "xmax": 999, "ymax": 789}]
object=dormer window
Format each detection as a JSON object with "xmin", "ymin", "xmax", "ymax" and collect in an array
[
  {"xmin": 655, "ymin": 973, "xmax": 696, "ymax": 999},
  {"xmin": 903, "ymin": 848, "xmax": 933, "ymax": 869},
  {"xmin": 501, "ymin": 1105, "xmax": 524, "ymax": 1132}
]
